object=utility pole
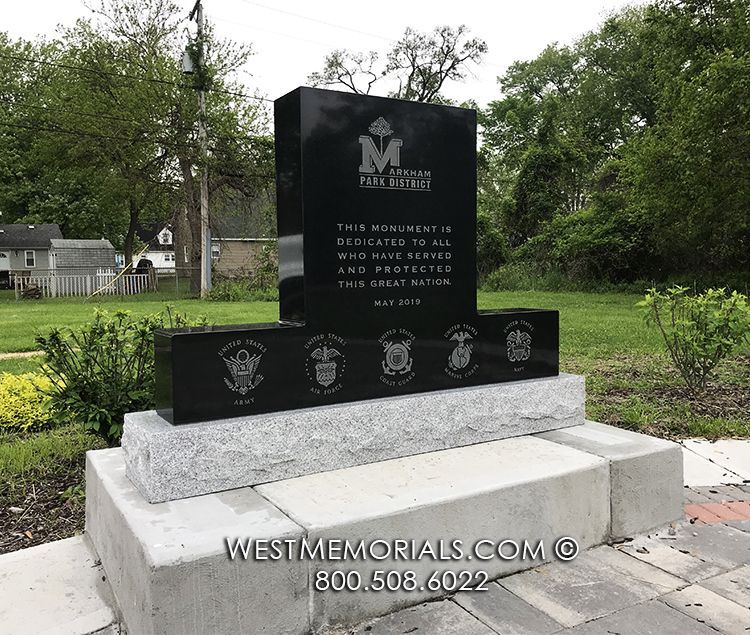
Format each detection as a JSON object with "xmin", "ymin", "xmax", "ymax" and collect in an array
[{"xmin": 189, "ymin": 0, "xmax": 210, "ymax": 298}]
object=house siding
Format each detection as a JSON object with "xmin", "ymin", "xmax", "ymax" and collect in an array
[
  {"xmin": 8, "ymin": 248, "xmax": 50, "ymax": 270},
  {"xmin": 213, "ymin": 239, "xmax": 275, "ymax": 275}
]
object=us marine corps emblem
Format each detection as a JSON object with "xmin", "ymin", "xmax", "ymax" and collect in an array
[
  {"xmin": 444, "ymin": 324, "xmax": 479, "ymax": 379},
  {"xmin": 506, "ymin": 329, "xmax": 532, "ymax": 363},
  {"xmin": 448, "ymin": 331, "xmax": 473, "ymax": 370}
]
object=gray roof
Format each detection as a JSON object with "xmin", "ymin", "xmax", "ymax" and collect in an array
[
  {"xmin": 0, "ymin": 224, "xmax": 63, "ymax": 248},
  {"xmin": 50, "ymin": 239, "xmax": 114, "ymax": 250}
]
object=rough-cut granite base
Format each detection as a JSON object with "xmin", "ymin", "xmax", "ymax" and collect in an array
[{"xmin": 123, "ymin": 373, "xmax": 584, "ymax": 503}]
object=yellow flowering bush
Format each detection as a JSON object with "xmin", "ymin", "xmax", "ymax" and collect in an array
[{"xmin": 0, "ymin": 372, "xmax": 55, "ymax": 432}]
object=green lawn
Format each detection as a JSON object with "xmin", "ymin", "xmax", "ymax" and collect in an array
[
  {"xmin": 477, "ymin": 291, "xmax": 665, "ymax": 358},
  {"xmin": 1, "ymin": 288, "xmax": 748, "ymax": 554},
  {"xmin": 0, "ymin": 294, "xmax": 279, "ymax": 354},
  {"xmin": 1, "ymin": 290, "xmax": 747, "ymax": 441},
  {"xmin": 1, "ymin": 290, "xmax": 659, "ymax": 357}
]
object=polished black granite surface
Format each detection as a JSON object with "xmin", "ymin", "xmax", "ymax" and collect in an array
[{"xmin": 155, "ymin": 87, "xmax": 558, "ymax": 424}]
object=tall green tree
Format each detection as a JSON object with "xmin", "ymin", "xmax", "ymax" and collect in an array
[{"xmin": 0, "ymin": 0, "xmax": 272, "ymax": 290}]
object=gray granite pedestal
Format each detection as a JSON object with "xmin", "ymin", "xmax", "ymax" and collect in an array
[{"xmin": 123, "ymin": 373, "xmax": 585, "ymax": 503}]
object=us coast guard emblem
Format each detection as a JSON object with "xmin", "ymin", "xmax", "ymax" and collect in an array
[
  {"xmin": 218, "ymin": 339, "xmax": 266, "ymax": 396},
  {"xmin": 379, "ymin": 328, "xmax": 416, "ymax": 386},
  {"xmin": 305, "ymin": 333, "xmax": 347, "ymax": 395}
]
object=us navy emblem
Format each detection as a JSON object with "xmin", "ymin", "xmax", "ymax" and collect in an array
[
  {"xmin": 304, "ymin": 333, "xmax": 347, "ymax": 395},
  {"xmin": 444, "ymin": 324, "xmax": 479, "ymax": 379},
  {"xmin": 218, "ymin": 339, "xmax": 267, "ymax": 396},
  {"xmin": 379, "ymin": 328, "xmax": 416, "ymax": 386},
  {"xmin": 506, "ymin": 329, "xmax": 532, "ymax": 363}
]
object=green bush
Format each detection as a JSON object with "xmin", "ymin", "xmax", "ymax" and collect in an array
[
  {"xmin": 638, "ymin": 287, "xmax": 750, "ymax": 393},
  {"xmin": 0, "ymin": 372, "xmax": 55, "ymax": 432},
  {"xmin": 35, "ymin": 307, "xmax": 207, "ymax": 446},
  {"xmin": 207, "ymin": 242, "xmax": 279, "ymax": 302},
  {"xmin": 207, "ymin": 277, "xmax": 279, "ymax": 302},
  {"xmin": 476, "ymin": 209, "xmax": 509, "ymax": 284}
]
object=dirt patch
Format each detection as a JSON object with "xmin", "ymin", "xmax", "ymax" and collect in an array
[
  {"xmin": 0, "ymin": 460, "xmax": 86, "ymax": 554},
  {"xmin": 606, "ymin": 383, "xmax": 750, "ymax": 420},
  {"xmin": 0, "ymin": 351, "xmax": 44, "ymax": 359},
  {"xmin": 580, "ymin": 354, "xmax": 750, "ymax": 439}
]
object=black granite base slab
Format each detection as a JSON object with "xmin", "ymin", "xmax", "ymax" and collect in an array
[{"xmin": 156, "ymin": 308, "xmax": 557, "ymax": 424}]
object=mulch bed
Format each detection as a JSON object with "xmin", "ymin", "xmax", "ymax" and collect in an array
[
  {"xmin": 604, "ymin": 382, "xmax": 750, "ymax": 421},
  {"xmin": 0, "ymin": 460, "xmax": 86, "ymax": 554}
]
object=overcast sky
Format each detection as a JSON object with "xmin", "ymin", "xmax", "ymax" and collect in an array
[{"xmin": 3, "ymin": 0, "xmax": 642, "ymax": 108}]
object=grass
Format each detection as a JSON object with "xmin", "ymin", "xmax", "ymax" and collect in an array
[
  {"xmin": 0, "ymin": 295, "xmax": 280, "ymax": 353},
  {"xmin": 2, "ymin": 290, "xmax": 660, "ymax": 356},
  {"xmin": 0, "ymin": 423, "xmax": 105, "ymax": 477},
  {"xmin": 0, "ymin": 288, "xmax": 748, "ymax": 552},
  {"xmin": 0, "ymin": 356, "xmax": 43, "ymax": 375},
  {"xmin": 1, "ymin": 291, "xmax": 748, "ymax": 441},
  {"xmin": 478, "ymin": 291, "xmax": 665, "ymax": 358}
]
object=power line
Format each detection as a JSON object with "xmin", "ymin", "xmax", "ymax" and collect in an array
[
  {"xmin": 212, "ymin": 16, "xmax": 340, "ymax": 50},
  {"xmin": 0, "ymin": 113, "xmax": 268, "ymax": 147},
  {"xmin": 0, "ymin": 97, "xmax": 195, "ymax": 133},
  {"xmin": 0, "ymin": 52, "xmax": 273, "ymax": 103},
  {"xmin": 0, "ymin": 119, "xmax": 198, "ymax": 149},
  {"xmin": 236, "ymin": 0, "xmax": 394, "ymax": 43},
  {"xmin": 229, "ymin": 2, "xmax": 507, "ymax": 70}
]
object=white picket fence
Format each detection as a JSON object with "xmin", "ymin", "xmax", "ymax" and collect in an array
[{"xmin": 13, "ymin": 269, "xmax": 149, "ymax": 298}]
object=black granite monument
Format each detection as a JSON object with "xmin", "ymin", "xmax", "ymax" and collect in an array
[{"xmin": 155, "ymin": 87, "xmax": 558, "ymax": 424}]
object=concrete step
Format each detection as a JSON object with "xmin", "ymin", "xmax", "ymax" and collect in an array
[
  {"xmin": 0, "ymin": 536, "xmax": 119, "ymax": 635},
  {"xmin": 84, "ymin": 421, "xmax": 683, "ymax": 635}
]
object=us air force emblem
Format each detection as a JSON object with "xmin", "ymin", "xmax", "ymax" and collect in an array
[
  {"xmin": 305, "ymin": 333, "xmax": 347, "ymax": 395},
  {"xmin": 379, "ymin": 328, "xmax": 416, "ymax": 386},
  {"xmin": 506, "ymin": 329, "xmax": 532, "ymax": 363},
  {"xmin": 311, "ymin": 347, "xmax": 341, "ymax": 387},
  {"xmin": 222, "ymin": 349, "xmax": 263, "ymax": 394},
  {"xmin": 444, "ymin": 324, "xmax": 479, "ymax": 379}
]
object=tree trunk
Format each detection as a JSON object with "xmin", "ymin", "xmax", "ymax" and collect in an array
[
  {"xmin": 123, "ymin": 194, "xmax": 139, "ymax": 267},
  {"xmin": 177, "ymin": 151, "xmax": 202, "ymax": 293}
]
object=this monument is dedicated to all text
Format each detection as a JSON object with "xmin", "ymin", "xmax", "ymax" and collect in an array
[{"xmin": 154, "ymin": 87, "xmax": 558, "ymax": 424}]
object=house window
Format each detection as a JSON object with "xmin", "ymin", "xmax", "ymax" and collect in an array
[
  {"xmin": 25, "ymin": 250, "xmax": 36, "ymax": 268},
  {"xmin": 164, "ymin": 253, "xmax": 175, "ymax": 262},
  {"xmin": 211, "ymin": 243, "xmax": 220, "ymax": 260}
]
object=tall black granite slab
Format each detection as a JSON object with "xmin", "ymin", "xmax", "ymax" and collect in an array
[{"xmin": 155, "ymin": 87, "xmax": 558, "ymax": 424}]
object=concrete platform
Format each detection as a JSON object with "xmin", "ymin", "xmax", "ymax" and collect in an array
[
  {"xmin": 122, "ymin": 374, "xmax": 585, "ymax": 503},
  {"xmin": 537, "ymin": 420, "xmax": 684, "ymax": 538},
  {"xmin": 83, "ymin": 420, "xmax": 683, "ymax": 635},
  {"xmin": 85, "ymin": 449, "xmax": 309, "ymax": 635}
]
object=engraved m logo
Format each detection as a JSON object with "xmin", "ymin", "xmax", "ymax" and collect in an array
[{"xmin": 359, "ymin": 136, "xmax": 403, "ymax": 174}]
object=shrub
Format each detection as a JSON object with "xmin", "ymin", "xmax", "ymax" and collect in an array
[
  {"xmin": 35, "ymin": 307, "xmax": 207, "ymax": 446},
  {"xmin": 0, "ymin": 372, "xmax": 55, "ymax": 432},
  {"xmin": 638, "ymin": 287, "xmax": 750, "ymax": 393},
  {"xmin": 207, "ymin": 277, "xmax": 279, "ymax": 302}
]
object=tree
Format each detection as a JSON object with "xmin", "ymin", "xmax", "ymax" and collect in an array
[
  {"xmin": 307, "ymin": 50, "xmax": 380, "ymax": 95},
  {"xmin": 385, "ymin": 25, "xmax": 487, "ymax": 103},
  {"xmin": 0, "ymin": 0, "xmax": 272, "ymax": 291},
  {"xmin": 308, "ymin": 25, "xmax": 487, "ymax": 104}
]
